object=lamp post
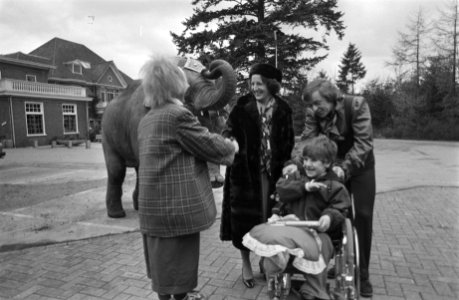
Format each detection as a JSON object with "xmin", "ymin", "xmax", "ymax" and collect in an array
[
  {"xmin": 347, "ymin": 72, "xmax": 354, "ymax": 94},
  {"xmin": 274, "ymin": 30, "xmax": 278, "ymax": 68}
]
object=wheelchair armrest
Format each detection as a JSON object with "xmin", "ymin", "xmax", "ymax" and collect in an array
[{"xmin": 269, "ymin": 220, "xmax": 320, "ymax": 228}]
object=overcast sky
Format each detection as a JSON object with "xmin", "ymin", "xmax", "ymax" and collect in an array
[{"xmin": 0, "ymin": 0, "xmax": 442, "ymax": 88}]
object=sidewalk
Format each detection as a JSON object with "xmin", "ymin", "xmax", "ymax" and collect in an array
[
  {"xmin": 0, "ymin": 143, "xmax": 139, "ymax": 251},
  {"xmin": 0, "ymin": 139, "xmax": 458, "ymax": 299}
]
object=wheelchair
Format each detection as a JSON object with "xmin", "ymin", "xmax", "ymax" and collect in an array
[
  {"xmin": 330, "ymin": 216, "xmax": 360, "ymax": 300},
  {"xmin": 265, "ymin": 199, "xmax": 360, "ymax": 300}
]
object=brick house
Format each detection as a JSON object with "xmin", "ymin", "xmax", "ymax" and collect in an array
[{"xmin": 0, "ymin": 37, "xmax": 133, "ymax": 147}]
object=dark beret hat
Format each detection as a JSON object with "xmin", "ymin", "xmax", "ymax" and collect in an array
[{"xmin": 249, "ymin": 63, "xmax": 282, "ymax": 82}]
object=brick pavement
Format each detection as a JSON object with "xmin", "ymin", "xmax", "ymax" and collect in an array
[{"xmin": 1, "ymin": 186, "xmax": 458, "ymax": 300}]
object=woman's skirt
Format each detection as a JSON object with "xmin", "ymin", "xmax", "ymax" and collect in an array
[{"xmin": 143, "ymin": 232, "xmax": 200, "ymax": 294}]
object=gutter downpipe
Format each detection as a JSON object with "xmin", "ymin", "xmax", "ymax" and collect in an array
[
  {"xmin": 9, "ymin": 96, "xmax": 16, "ymax": 148},
  {"xmin": 85, "ymin": 101, "xmax": 89, "ymax": 139}
]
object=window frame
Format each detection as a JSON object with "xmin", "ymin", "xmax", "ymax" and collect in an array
[
  {"xmin": 62, "ymin": 103, "xmax": 79, "ymax": 134},
  {"xmin": 25, "ymin": 101, "xmax": 46, "ymax": 136},
  {"xmin": 102, "ymin": 89, "xmax": 118, "ymax": 103},
  {"xmin": 72, "ymin": 63, "xmax": 82, "ymax": 74},
  {"xmin": 26, "ymin": 74, "xmax": 37, "ymax": 82}
]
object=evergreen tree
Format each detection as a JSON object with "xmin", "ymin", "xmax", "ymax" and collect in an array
[
  {"xmin": 171, "ymin": 0, "xmax": 345, "ymax": 92},
  {"xmin": 336, "ymin": 43, "xmax": 366, "ymax": 94},
  {"xmin": 284, "ymin": 94, "xmax": 306, "ymax": 135},
  {"xmin": 361, "ymin": 80, "xmax": 395, "ymax": 129}
]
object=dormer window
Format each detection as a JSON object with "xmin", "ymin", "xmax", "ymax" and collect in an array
[
  {"xmin": 72, "ymin": 63, "xmax": 82, "ymax": 74},
  {"xmin": 65, "ymin": 59, "xmax": 90, "ymax": 74},
  {"xmin": 26, "ymin": 74, "xmax": 37, "ymax": 82}
]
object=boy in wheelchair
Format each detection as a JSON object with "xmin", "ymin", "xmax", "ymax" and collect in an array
[{"xmin": 242, "ymin": 136, "xmax": 351, "ymax": 300}]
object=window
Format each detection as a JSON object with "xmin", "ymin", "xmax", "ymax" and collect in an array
[
  {"xmin": 0, "ymin": 70, "xmax": 2, "ymax": 79},
  {"xmin": 25, "ymin": 102, "xmax": 45, "ymax": 135},
  {"xmin": 26, "ymin": 74, "xmax": 37, "ymax": 82},
  {"xmin": 103, "ymin": 90, "xmax": 118, "ymax": 102},
  {"xmin": 108, "ymin": 75, "xmax": 113, "ymax": 83},
  {"xmin": 62, "ymin": 104, "xmax": 78, "ymax": 134},
  {"xmin": 72, "ymin": 63, "xmax": 82, "ymax": 74}
]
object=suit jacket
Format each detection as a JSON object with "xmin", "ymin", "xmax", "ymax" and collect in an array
[
  {"xmin": 138, "ymin": 102, "xmax": 235, "ymax": 237},
  {"xmin": 220, "ymin": 93, "xmax": 294, "ymax": 249}
]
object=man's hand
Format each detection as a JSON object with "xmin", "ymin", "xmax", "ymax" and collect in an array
[
  {"xmin": 332, "ymin": 166, "xmax": 345, "ymax": 180},
  {"xmin": 232, "ymin": 139, "xmax": 239, "ymax": 153},
  {"xmin": 282, "ymin": 164, "xmax": 298, "ymax": 175},
  {"xmin": 317, "ymin": 215, "xmax": 331, "ymax": 232},
  {"xmin": 226, "ymin": 138, "xmax": 239, "ymax": 153}
]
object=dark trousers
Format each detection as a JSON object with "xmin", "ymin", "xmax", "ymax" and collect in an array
[{"xmin": 347, "ymin": 166, "xmax": 376, "ymax": 281}]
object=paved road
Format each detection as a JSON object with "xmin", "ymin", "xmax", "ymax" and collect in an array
[
  {"xmin": 0, "ymin": 143, "xmax": 138, "ymax": 249},
  {"xmin": 0, "ymin": 139, "xmax": 458, "ymax": 299}
]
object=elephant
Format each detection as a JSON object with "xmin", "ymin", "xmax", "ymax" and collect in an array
[{"xmin": 101, "ymin": 57, "xmax": 236, "ymax": 218}]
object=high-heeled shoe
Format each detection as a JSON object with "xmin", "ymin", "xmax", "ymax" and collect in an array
[{"xmin": 241, "ymin": 271, "xmax": 255, "ymax": 288}]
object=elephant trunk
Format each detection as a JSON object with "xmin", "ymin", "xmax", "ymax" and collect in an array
[{"xmin": 192, "ymin": 59, "xmax": 236, "ymax": 111}]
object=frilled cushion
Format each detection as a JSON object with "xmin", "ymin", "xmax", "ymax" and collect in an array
[{"xmin": 243, "ymin": 223, "xmax": 320, "ymax": 261}]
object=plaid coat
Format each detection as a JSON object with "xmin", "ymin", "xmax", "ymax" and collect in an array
[{"xmin": 138, "ymin": 103, "xmax": 235, "ymax": 237}]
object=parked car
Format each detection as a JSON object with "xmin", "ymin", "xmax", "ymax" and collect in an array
[{"xmin": 0, "ymin": 141, "xmax": 5, "ymax": 158}]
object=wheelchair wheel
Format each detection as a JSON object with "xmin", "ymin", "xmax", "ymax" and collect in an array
[
  {"xmin": 333, "ymin": 218, "xmax": 359, "ymax": 300},
  {"xmin": 267, "ymin": 273, "xmax": 291, "ymax": 300},
  {"xmin": 353, "ymin": 223, "xmax": 360, "ymax": 300}
]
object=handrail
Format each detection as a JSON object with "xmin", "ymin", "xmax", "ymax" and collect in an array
[{"xmin": 0, "ymin": 78, "xmax": 86, "ymax": 97}]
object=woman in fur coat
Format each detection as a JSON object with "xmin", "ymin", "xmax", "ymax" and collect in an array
[{"xmin": 220, "ymin": 63, "xmax": 295, "ymax": 288}]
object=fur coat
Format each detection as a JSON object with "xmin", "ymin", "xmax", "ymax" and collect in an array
[{"xmin": 220, "ymin": 93, "xmax": 294, "ymax": 249}]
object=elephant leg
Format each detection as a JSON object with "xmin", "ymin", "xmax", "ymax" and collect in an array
[
  {"xmin": 208, "ymin": 162, "xmax": 224, "ymax": 188},
  {"xmin": 104, "ymin": 148, "xmax": 127, "ymax": 218},
  {"xmin": 132, "ymin": 167, "xmax": 139, "ymax": 211}
]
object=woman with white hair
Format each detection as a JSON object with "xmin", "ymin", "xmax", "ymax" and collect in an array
[{"xmin": 138, "ymin": 55, "xmax": 238, "ymax": 300}]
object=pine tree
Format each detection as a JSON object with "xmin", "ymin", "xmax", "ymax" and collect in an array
[
  {"xmin": 285, "ymin": 94, "xmax": 306, "ymax": 135},
  {"xmin": 336, "ymin": 43, "xmax": 366, "ymax": 94},
  {"xmin": 171, "ymin": 0, "xmax": 345, "ymax": 93}
]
